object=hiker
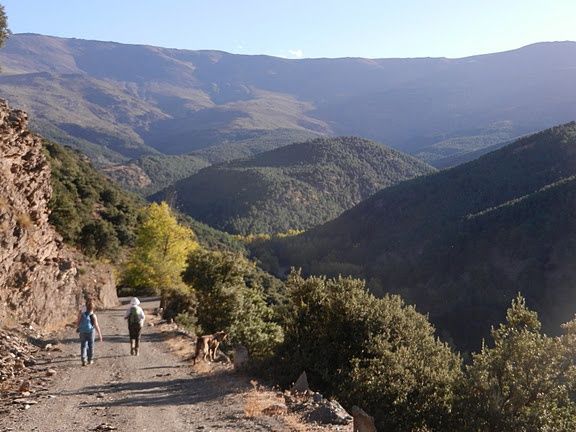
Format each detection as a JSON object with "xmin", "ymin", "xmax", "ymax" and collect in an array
[
  {"xmin": 125, "ymin": 297, "xmax": 145, "ymax": 356},
  {"xmin": 76, "ymin": 298, "xmax": 103, "ymax": 366}
]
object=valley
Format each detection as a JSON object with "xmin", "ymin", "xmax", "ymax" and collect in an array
[{"xmin": 2, "ymin": 7, "xmax": 576, "ymax": 430}]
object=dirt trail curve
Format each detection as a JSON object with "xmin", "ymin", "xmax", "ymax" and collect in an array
[{"xmin": 1, "ymin": 298, "xmax": 335, "ymax": 432}]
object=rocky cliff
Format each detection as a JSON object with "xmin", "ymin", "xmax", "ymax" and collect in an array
[{"xmin": 0, "ymin": 100, "xmax": 117, "ymax": 329}]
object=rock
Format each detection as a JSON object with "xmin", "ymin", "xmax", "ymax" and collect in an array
[
  {"xmin": 12, "ymin": 398, "xmax": 37, "ymax": 405},
  {"xmin": 46, "ymin": 369, "xmax": 56, "ymax": 376},
  {"xmin": 312, "ymin": 392, "xmax": 324, "ymax": 402},
  {"xmin": 0, "ymin": 99, "xmax": 118, "ymax": 334},
  {"xmin": 233, "ymin": 344, "xmax": 249, "ymax": 370},
  {"xmin": 291, "ymin": 371, "xmax": 309, "ymax": 393},
  {"xmin": 305, "ymin": 399, "xmax": 352, "ymax": 425},
  {"xmin": 18, "ymin": 380, "xmax": 32, "ymax": 393},
  {"xmin": 0, "ymin": 329, "xmax": 41, "ymax": 387},
  {"xmin": 351, "ymin": 406, "xmax": 377, "ymax": 432},
  {"xmin": 94, "ymin": 424, "xmax": 117, "ymax": 431},
  {"xmin": 261, "ymin": 403, "xmax": 288, "ymax": 416}
]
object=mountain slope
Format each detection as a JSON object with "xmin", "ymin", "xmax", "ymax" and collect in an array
[
  {"xmin": 0, "ymin": 100, "xmax": 117, "ymax": 327},
  {"xmin": 253, "ymin": 123, "xmax": 576, "ymax": 349},
  {"xmin": 46, "ymin": 141, "xmax": 245, "ymax": 255},
  {"xmin": 1, "ymin": 34, "xmax": 576, "ymax": 165},
  {"xmin": 153, "ymin": 137, "xmax": 435, "ymax": 234}
]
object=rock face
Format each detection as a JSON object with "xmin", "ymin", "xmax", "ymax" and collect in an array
[{"xmin": 0, "ymin": 100, "xmax": 117, "ymax": 329}]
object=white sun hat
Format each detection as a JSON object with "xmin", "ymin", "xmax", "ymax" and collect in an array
[{"xmin": 130, "ymin": 297, "xmax": 141, "ymax": 306}]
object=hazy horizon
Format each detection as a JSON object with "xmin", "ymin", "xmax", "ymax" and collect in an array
[
  {"xmin": 5, "ymin": 0, "xmax": 576, "ymax": 59},
  {"xmin": 10, "ymin": 31, "xmax": 576, "ymax": 61}
]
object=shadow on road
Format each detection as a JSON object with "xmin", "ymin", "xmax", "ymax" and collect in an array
[{"xmin": 69, "ymin": 371, "xmax": 249, "ymax": 408}]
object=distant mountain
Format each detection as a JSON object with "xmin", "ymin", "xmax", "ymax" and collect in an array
[
  {"xmin": 101, "ymin": 154, "xmax": 210, "ymax": 194},
  {"xmin": 153, "ymin": 137, "xmax": 435, "ymax": 234},
  {"xmin": 103, "ymin": 128, "xmax": 320, "ymax": 194},
  {"xmin": 1, "ymin": 34, "xmax": 576, "ymax": 165},
  {"xmin": 253, "ymin": 123, "xmax": 576, "ymax": 350},
  {"xmin": 430, "ymin": 138, "xmax": 514, "ymax": 169}
]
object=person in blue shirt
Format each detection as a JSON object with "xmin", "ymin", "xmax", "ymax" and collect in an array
[{"xmin": 76, "ymin": 298, "xmax": 103, "ymax": 366}]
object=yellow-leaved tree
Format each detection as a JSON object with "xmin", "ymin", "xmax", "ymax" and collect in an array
[{"xmin": 122, "ymin": 202, "xmax": 198, "ymax": 306}]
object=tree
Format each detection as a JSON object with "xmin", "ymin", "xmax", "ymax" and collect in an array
[
  {"xmin": 122, "ymin": 202, "xmax": 197, "ymax": 305},
  {"xmin": 79, "ymin": 220, "xmax": 119, "ymax": 258},
  {"xmin": 0, "ymin": 4, "xmax": 9, "ymax": 48},
  {"xmin": 182, "ymin": 249, "xmax": 283, "ymax": 359},
  {"xmin": 456, "ymin": 294, "xmax": 576, "ymax": 431},
  {"xmin": 276, "ymin": 270, "xmax": 461, "ymax": 432}
]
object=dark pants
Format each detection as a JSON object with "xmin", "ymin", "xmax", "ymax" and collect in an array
[
  {"xmin": 129, "ymin": 323, "xmax": 142, "ymax": 352},
  {"xmin": 80, "ymin": 331, "xmax": 95, "ymax": 361}
]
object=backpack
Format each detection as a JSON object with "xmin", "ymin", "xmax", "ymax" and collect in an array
[
  {"xmin": 128, "ymin": 306, "xmax": 141, "ymax": 325},
  {"xmin": 78, "ymin": 311, "xmax": 94, "ymax": 333}
]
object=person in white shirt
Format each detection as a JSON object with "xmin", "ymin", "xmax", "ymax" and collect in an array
[{"xmin": 124, "ymin": 297, "xmax": 145, "ymax": 356}]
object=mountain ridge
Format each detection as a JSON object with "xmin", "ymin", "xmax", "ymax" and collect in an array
[
  {"xmin": 251, "ymin": 122, "xmax": 576, "ymax": 349},
  {"xmin": 2, "ymin": 34, "xmax": 576, "ymax": 166},
  {"xmin": 153, "ymin": 136, "xmax": 435, "ymax": 234}
]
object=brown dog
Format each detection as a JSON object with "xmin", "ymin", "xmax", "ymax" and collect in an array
[{"xmin": 192, "ymin": 331, "xmax": 227, "ymax": 365}]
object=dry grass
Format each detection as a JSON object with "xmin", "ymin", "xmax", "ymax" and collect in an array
[
  {"xmin": 243, "ymin": 380, "xmax": 346, "ymax": 432},
  {"xmin": 16, "ymin": 212, "xmax": 32, "ymax": 230},
  {"xmin": 158, "ymin": 321, "xmax": 351, "ymax": 431},
  {"xmin": 158, "ymin": 322, "xmax": 223, "ymax": 374}
]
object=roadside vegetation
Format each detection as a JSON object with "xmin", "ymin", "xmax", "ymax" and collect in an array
[{"xmin": 45, "ymin": 131, "xmax": 576, "ymax": 431}]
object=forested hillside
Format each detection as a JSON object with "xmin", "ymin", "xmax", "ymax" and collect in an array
[
  {"xmin": 45, "ymin": 141, "xmax": 244, "ymax": 255},
  {"xmin": 102, "ymin": 129, "xmax": 320, "ymax": 195},
  {"xmin": 153, "ymin": 137, "xmax": 435, "ymax": 234},
  {"xmin": 2, "ymin": 34, "xmax": 576, "ymax": 166},
  {"xmin": 253, "ymin": 123, "xmax": 576, "ymax": 349}
]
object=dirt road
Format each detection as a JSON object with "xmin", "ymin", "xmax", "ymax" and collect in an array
[{"xmin": 1, "ymin": 299, "xmax": 330, "ymax": 432}]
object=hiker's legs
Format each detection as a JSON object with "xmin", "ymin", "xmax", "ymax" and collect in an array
[
  {"xmin": 80, "ymin": 332, "xmax": 89, "ymax": 363},
  {"xmin": 134, "ymin": 325, "xmax": 141, "ymax": 355},
  {"xmin": 129, "ymin": 323, "xmax": 142, "ymax": 355},
  {"xmin": 86, "ymin": 330, "xmax": 95, "ymax": 362}
]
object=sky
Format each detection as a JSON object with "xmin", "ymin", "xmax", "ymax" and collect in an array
[{"xmin": 3, "ymin": 0, "xmax": 576, "ymax": 59}]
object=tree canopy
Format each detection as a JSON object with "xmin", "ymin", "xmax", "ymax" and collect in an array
[
  {"xmin": 182, "ymin": 249, "xmax": 283, "ymax": 359},
  {"xmin": 274, "ymin": 270, "xmax": 461, "ymax": 432},
  {"xmin": 122, "ymin": 202, "xmax": 198, "ymax": 303},
  {"xmin": 455, "ymin": 294, "xmax": 576, "ymax": 431},
  {"xmin": 0, "ymin": 4, "xmax": 9, "ymax": 48}
]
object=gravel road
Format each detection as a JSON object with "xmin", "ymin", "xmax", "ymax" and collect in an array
[{"xmin": 0, "ymin": 298, "xmax": 304, "ymax": 432}]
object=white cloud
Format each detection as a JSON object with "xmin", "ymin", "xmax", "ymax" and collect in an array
[{"xmin": 287, "ymin": 49, "xmax": 304, "ymax": 59}]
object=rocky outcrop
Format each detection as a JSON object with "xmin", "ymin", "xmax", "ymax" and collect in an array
[
  {"xmin": 351, "ymin": 406, "xmax": 377, "ymax": 432},
  {"xmin": 0, "ymin": 100, "xmax": 117, "ymax": 329}
]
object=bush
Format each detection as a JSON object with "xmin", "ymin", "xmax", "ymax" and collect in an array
[
  {"xmin": 182, "ymin": 249, "xmax": 283, "ymax": 359},
  {"xmin": 454, "ymin": 295, "xmax": 576, "ymax": 431},
  {"xmin": 275, "ymin": 269, "xmax": 461, "ymax": 432}
]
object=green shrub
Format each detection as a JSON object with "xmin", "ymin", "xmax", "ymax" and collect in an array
[
  {"xmin": 275, "ymin": 269, "xmax": 461, "ymax": 432},
  {"xmin": 182, "ymin": 249, "xmax": 283, "ymax": 359},
  {"xmin": 454, "ymin": 295, "xmax": 576, "ymax": 431}
]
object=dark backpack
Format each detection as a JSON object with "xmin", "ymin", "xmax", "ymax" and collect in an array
[
  {"xmin": 128, "ymin": 307, "xmax": 140, "ymax": 325},
  {"xmin": 78, "ymin": 311, "xmax": 94, "ymax": 333}
]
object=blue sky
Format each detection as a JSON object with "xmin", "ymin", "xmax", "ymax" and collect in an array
[{"xmin": 4, "ymin": 0, "xmax": 576, "ymax": 59}]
